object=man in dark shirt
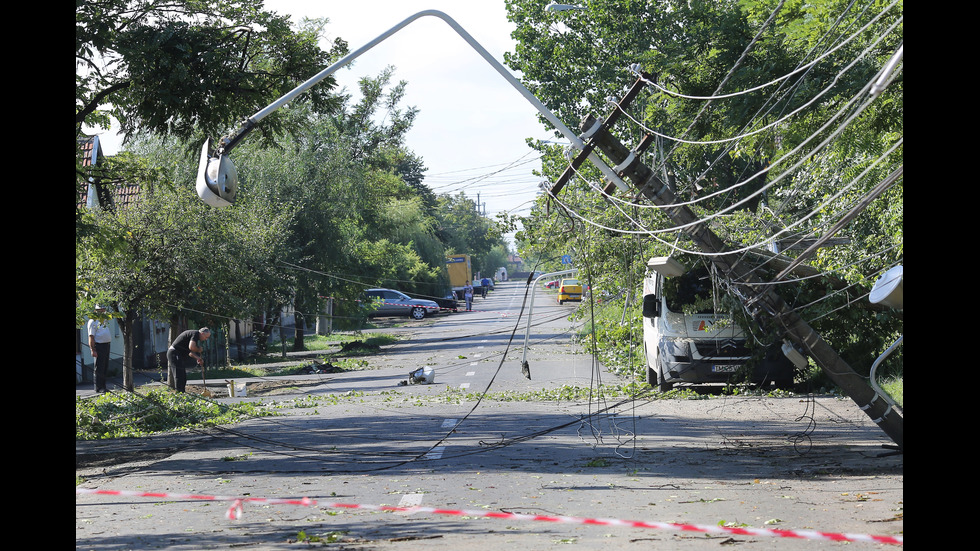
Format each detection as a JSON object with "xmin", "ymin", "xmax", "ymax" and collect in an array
[{"xmin": 167, "ymin": 327, "xmax": 212, "ymax": 393}]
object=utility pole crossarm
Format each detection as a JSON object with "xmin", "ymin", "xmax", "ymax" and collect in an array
[{"xmin": 546, "ymin": 73, "xmax": 654, "ymax": 197}]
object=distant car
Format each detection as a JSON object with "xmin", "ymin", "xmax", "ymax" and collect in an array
[
  {"xmin": 557, "ymin": 278, "xmax": 583, "ymax": 304},
  {"xmin": 544, "ymin": 280, "xmax": 559, "ymax": 289},
  {"xmin": 364, "ymin": 288, "xmax": 441, "ymax": 320}
]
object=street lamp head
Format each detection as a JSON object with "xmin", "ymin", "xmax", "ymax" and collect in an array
[
  {"xmin": 869, "ymin": 265, "xmax": 903, "ymax": 310},
  {"xmin": 196, "ymin": 139, "xmax": 238, "ymax": 207}
]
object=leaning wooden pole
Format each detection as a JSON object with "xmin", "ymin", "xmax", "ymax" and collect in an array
[{"xmin": 571, "ymin": 103, "xmax": 902, "ymax": 451}]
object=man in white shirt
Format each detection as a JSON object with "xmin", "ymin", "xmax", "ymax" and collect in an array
[{"xmin": 87, "ymin": 305, "xmax": 113, "ymax": 393}]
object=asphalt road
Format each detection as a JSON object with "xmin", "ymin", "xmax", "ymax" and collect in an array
[{"xmin": 76, "ymin": 280, "xmax": 903, "ymax": 550}]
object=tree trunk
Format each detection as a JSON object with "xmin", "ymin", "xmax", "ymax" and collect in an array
[
  {"xmin": 234, "ymin": 319, "xmax": 244, "ymax": 361},
  {"xmin": 120, "ymin": 309, "xmax": 137, "ymax": 392},
  {"xmin": 255, "ymin": 312, "xmax": 280, "ymax": 354},
  {"xmin": 292, "ymin": 312, "xmax": 305, "ymax": 351}
]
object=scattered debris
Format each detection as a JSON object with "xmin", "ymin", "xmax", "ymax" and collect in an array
[
  {"xmin": 301, "ymin": 360, "xmax": 343, "ymax": 374},
  {"xmin": 398, "ymin": 367, "xmax": 435, "ymax": 385},
  {"xmin": 225, "ymin": 380, "xmax": 247, "ymax": 397}
]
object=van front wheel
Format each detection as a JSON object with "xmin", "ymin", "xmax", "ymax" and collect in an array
[{"xmin": 657, "ymin": 363, "xmax": 674, "ymax": 392}]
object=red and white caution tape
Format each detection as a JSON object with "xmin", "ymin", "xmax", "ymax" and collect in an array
[
  {"xmin": 76, "ymin": 488, "xmax": 314, "ymax": 520},
  {"xmin": 324, "ymin": 502, "xmax": 902, "ymax": 545},
  {"xmin": 374, "ymin": 302, "xmax": 440, "ymax": 310},
  {"xmin": 76, "ymin": 488, "xmax": 902, "ymax": 545}
]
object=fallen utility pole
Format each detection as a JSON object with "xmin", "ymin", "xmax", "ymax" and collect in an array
[{"xmin": 568, "ymin": 93, "xmax": 902, "ymax": 450}]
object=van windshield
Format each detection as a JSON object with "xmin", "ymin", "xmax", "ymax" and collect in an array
[{"xmin": 662, "ymin": 267, "xmax": 716, "ymax": 314}]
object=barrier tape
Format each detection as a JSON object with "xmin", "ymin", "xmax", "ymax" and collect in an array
[
  {"xmin": 370, "ymin": 301, "xmax": 441, "ymax": 310},
  {"xmin": 76, "ymin": 488, "xmax": 902, "ymax": 544},
  {"xmin": 76, "ymin": 488, "xmax": 314, "ymax": 520}
]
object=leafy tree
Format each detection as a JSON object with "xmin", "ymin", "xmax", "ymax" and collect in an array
[
  {"xmin": 230, "ymin": 69, "xmax": 445, "ymax": 340},
  {"xmin": 75, "ymin": 0, "xmax": 348, "ymax": 254},
  {"xmin": 435, "ymin": 193, "xmax": 509, "ymax": 277},
  {"xmin": 76, "ymin": 0, "xmax": 350, "ymax": 370},
  {"xmin": 325, "ymin": 67, "xmax": 419, "ymax": 164},
  {"xmin": 506, "ymin": 0, "xmax": 903, "ymax": 371},
  {"xmin": 77, "ymin": 149, "xmax": 296, "ymax": 389}
]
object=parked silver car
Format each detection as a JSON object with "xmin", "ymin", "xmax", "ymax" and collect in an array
[{"xmin": 364, "ymin": 288, "xmax": 440, "ymax": 320}]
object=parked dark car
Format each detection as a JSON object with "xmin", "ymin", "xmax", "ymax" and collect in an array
[
  {"xmin": 408, "ymin": 291, "xmax": 458, "ymax": 313},
  {"xmin": 364, "ymin": 289, "xmax": 441, "ymax": 320},
  {"xmin": 435, "ymin": 293, "xmax": 459, "ymax": 313}
]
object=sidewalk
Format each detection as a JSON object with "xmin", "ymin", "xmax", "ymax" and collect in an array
[{"xmin": 76, "ymin": 318, "xmax": 441, "ymax": 399}]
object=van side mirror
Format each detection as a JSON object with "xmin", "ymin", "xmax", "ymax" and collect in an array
[{"xmin": 642, "ymin": 294, "xmax": 660, "ymax": 318}]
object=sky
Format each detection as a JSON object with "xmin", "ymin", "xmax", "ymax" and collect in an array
[{"xmin": 93, "ymin": 1, "xmax": 570, "ymax": 243}]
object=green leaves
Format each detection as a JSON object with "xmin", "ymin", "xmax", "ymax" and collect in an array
[
  {"xmin": 76, "ymin": 0, "xmax": 346, "ymax": 142},
  {"xmin": 75, "ymin": 388, "xmax": 268, "ymax": 440},
  {"xmin": 508, "ymin": 0, "xmax": 902, "ymax": 367}
]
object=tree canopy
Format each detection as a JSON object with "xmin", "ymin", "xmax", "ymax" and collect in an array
[
  {"xmin": 76, "ymin": 0, "xmax": 349, "ymax": 144},
  {"xmin": 506, "ymin": 0, "xmax": 902, "ymax": 367}
]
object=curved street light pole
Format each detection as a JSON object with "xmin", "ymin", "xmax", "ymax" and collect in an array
[
  {"xmin": 520, "ymin": 269, "xmax": 578, "ymax": 375},
  {"xmin": 198, "ymin": 9, "xmax": 625, "ymax": 207}
]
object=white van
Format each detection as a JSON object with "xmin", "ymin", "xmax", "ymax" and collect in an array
[{"xmin": 641, "ymin": 257, "xmax": 795, "ymax": 391}]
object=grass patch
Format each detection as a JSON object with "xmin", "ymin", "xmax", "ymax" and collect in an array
[
  {"xmin": 879, "ymin": 376, "xmax": 903, "ymax": 408},
  {"xmin": 294, "ymin": 530, "xmax": 348, "ymax": 544},
  {"xmin": 231, "ymin": 333, "xmax": 400, "ymax": 368},
  {"xmin": 281, "ymin": 333, "xmax": 399, "ymax": 353}
]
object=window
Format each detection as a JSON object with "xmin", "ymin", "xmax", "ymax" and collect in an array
[{"xmin": 663, "ymin": 267, "xmax": 716, "ymax": 314}]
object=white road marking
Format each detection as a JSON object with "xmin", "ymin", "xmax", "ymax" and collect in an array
[
  {"xmin": 423, "ymin": 446, "xmax": 445, "ymax": 460},
  {"xmin": 397, "ymin": 493, "xmax": 424, "ymax": 514}
]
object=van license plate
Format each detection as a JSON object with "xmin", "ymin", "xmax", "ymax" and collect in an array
[{"xmin": 712, "ymin": 365, "xmax": 738, "ymax": 373}]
